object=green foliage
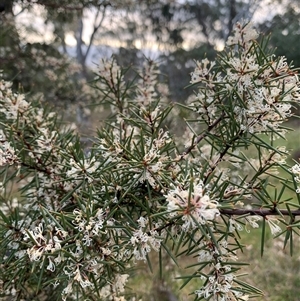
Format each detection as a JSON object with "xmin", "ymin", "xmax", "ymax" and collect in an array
[{"xmin": 0, "ymin": 22, "xmax": 300, "ymax": 301}]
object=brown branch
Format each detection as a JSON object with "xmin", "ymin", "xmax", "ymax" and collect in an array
[
  {"xmin": 180, "ymin": 112, "xmax": 225, "ymax": 159},
  {"xmin": 83, "ymin": 5, "xmax": 107, "ymax": 64},
  {"xmin": 146, "ymin": 207, "xmax": 300, "ymax": 236},
  {"xmin": 220, "ymin": 208, "xmax": 300, "ymax": 216},
  {"xmin": 203, "ymin": 129, "xmax": 243, "ymax": 184}
]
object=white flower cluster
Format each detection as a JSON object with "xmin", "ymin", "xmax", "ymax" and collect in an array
[
  {"xmin": 190, "ymin": 22, "xmax": 300, "ymax": 135},
  {"xmin": 0, "ymin": 129, "xmax": 18, "ymax": 166},
  {"xmin": 196, "ymin": 238, "xmax": 248, "ymax": 301},
  {"xmin": 0, "ymin": 76, "xmax": 102, "ymax": 214},
  {"xmin": 291, "ymin": 163, "xmax": 300, "ymax": 193},
  {"xmin": 0, "ymin": 77, "xmax": 30, "ymax": 120},
  {"xmin": 62, "ymin": 265, "xmax": 94, "ymax": 301},
  {"xmin": 190, "ymin": 58, "xmax": 216, "ymax": 85},
  {"xmin": 66, "ymin": 157, "xmax": 100, "ymax": 183},
  {"xmin": 231, "ymin": 55, "xmax": 298, "ymax": 134},
  {"xmin": 96, "ymin": 58, "xmax": 127, "ymax": 115},
  {"xmin": 226, "ymin": 22, "xmax": 258, "ymax": 48},
  {"xmin": 23, "ymin": 222, "xmax": 66, "ymax": 266},
  {"xmin": 95, "ymin": 59, "xmax": 178, "ymax": 193},
  {"xmin": 165, "ymin": 179, "xmax": 220, "ymax": 230},
  {"xmin": 20, "ymin": 213, "xmax": 128, "ymax": 301},
  {"xmin": 135, "ymin": 60, "xmax": 159, "ymax": 109},
  {"xmin": 130, "ymin": 216, "xmax": 162, "ymax": 262},
  {"xmin": 132, "ymin": 129, "xmax": 173, "ymax": 189},
  {"xmin": 266, "ymin": 216, "xmax": 282, "ymax": 236},
  {"xmin": 99, "ymin": 273, "xmax": 129, "ymax": 301},
  {"xmin": 97, "ymin": 58, "xmax": 123, "ymax": 90},
  {"xmin": 72, "ymin": 208, "xmax": 105, "ymax": 246}
]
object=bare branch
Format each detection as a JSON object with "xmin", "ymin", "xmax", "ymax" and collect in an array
[
  {"xmin": 82, "ymin": 5, "xmax": 107, "ymax": 64},
  {"xmin": 220, "ymin": 208, "xmax": 300, "ymax": 216},
  {"xmin": 179, "ymin": 112, "xmax": 225, "ymax": 160}
]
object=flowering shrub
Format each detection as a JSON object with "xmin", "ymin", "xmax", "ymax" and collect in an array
[{"xmin": 0, "ymin": 23, "xmax": 300, "ymax": 301}]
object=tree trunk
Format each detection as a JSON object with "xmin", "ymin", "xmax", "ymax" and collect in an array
[{"xmin": 75, "ymin": 11, "xmax": 88, "ymax": 77}]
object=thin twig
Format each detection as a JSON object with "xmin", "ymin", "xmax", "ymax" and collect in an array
[
  {"xmin": 220, "ymin": 208, "xmax": 300, "ymax": 216},
  {"xmin": 83, "ymin": 5, "xmax": 107, "ymax": 63},
  {"xmin": 180, "ymin": 112, "xmax": 225, "ymax": 159}
]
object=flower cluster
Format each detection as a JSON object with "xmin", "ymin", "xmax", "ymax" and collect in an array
[
  {"xmin": 190, "ymin": 22, "xmax": 300, "ymax": 135},
  {"xmin": 95, "ymin": 58, "xmax": 127, "ymax": 115},
  {"xmin": 132, "ymin": 129, "xmax": 173, "ymax": 189},
  {"xmin": 165, "ymin": 179, "xmax": 220, "ymax": 230},
  {"xmin": 99, "ymin": 273, "xmax": 129, "ymax": 301},
  {"xmin": 61, "ymin": 265, "xmax": 94, "ymax": 301},
  {"xmin": 190, "ymin": 58, "xmax": 216, "ymax": 85},
  {"xmin": 291, "ymin": 163, "xmax": 300, "ymax": 193},
  {"xmin": 97, "ymin": 58, "xmax": 124, "ymax": 90},
  {"xmin": 0, "ymin": 129, "xmax": 18, "ymax": 166},
  {"xmin": 66, "ymin": 157, "xmax": 100, "ymax": 183},
  {"xmin": 72, "ymin": 208, "xmax": 105, "ymax": 246},
  {"xmin": 0, "ymin": 82, "xmax": 30, "ymax": 121},
  {"xmin": 24, "ymin": 222, "xmax": 65, "ymax": 263},
  {"xmin": 226, "ymin": 22, "xmax": 258, "ymax": 47},
  {"xmin": 130, "ymin": 217, "xmax": 162, "ymax": 262},
  {"xmin": 195, "ymin": 238, "xmax": 250, "ymax": 301},
  {"xmin": 135, "ymin": 60, "xmax": 160, "ymax": 108}
]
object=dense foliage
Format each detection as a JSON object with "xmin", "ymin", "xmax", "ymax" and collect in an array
[{"xmin": 1, "ymin": 23, "xmax": 300, "ymax": 301}]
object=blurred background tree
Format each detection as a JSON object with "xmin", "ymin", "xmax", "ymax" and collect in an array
[
  {"xmin": 1, "ymin": 0, "xmax": 300, "ymax": 106},
  {"xmin": 259, "ymin": 0, "xmax": 300, "ymax": 68}
]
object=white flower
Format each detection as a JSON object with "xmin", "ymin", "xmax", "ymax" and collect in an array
[
  {"xmin": 97, "ymin": 58, "xmax": 123, "ymax": 90},
  {"xmin": 226, "ymin": 22, "xmax": 258, "ymax": 47},
  {"xmin": 130, "ymin": 228, "xmax": 161, "ymax": 261},
  {"xmin": 0, "ymin": 130, "xmax": 18, "ymax": 166},
  {"xmin": 190, "ymin": 58, "xmax": 216, "ymax": 84},
  {"xmin": 229, "ymin": 218, "xmax": 243, "ymax": 232},
  {"xmin": 198, "ymin": 249, "xmax": 213, "ymax": 262},
  {"xmin": 165, "ymin": 180, "xmax": 220, "ymax": 230},
  {"xmin": 245, "ymin": 215, "xmax": 261, "ymax": 232},
  {"xmin": 62, "ymin": 281, "xmax": 73, "ymax": 301},
  {"xmin": 137, "ymin": 216, "xmax": 148, "ymax": 228},
  {"xmin": 291, "ymin": 163, "xmax": 300, "ymax": 193},
  {"xmin": 266, "ymin": 217, "xmax": 282, "ymax": 236},
  {"xmin": 47, "ymin": 257, "xmax": 55, "ymax": 272},
  {"xmin": 73, "ymin": 266, "xmax": 93, "ymax": 288},
  {"xmin": 114, "ymin": 274, "xmax": 129, "ymax": 293},
  {"xmin": 0, "ymin": 85, "xmax": 30, "ymax": 120}
]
